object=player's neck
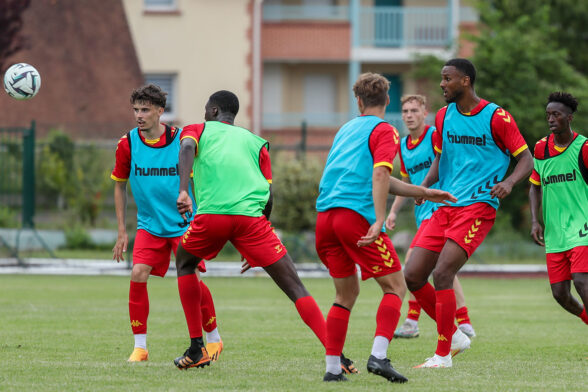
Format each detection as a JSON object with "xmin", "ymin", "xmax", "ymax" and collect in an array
[
  {"xmin": 552, "ymin": 128, "xmax": 574, "ymax": 147},
  {"xmin": 409, "ymin": 125, "xmax": 426, "ymax": 140},
  {"xmin": 361, "ymin": 105, "xmax": 386, "ymax": 119},
  {"xmin": 140, "ymin": 123, "xmax": 165, "ymax": 140},
  {"xmin": 455, "ymin": 92, "xmax": 480, "ymax": 114}
]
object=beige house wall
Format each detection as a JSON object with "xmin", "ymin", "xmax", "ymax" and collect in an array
[{"xmin": 122, "ymin": 0, "xmax": 253, "ymax": 129}]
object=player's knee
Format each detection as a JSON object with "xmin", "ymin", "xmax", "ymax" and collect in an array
[{"xmin": 551, "ymin": 286, "xmax": 570, "ymax": 304}]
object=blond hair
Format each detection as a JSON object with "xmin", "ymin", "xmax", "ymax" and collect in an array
[
  {"xmin": 353, "ymin": 73, "xmax": 390, "ymax": 107},
  {"xmin": 401, "ymin": 94, "xmax": 427, "ymax": 108}
]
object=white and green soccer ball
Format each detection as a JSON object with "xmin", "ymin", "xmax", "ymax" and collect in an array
[{"xmin": 3, "ymin": 63, "xmax": 42, "ymax": 100}]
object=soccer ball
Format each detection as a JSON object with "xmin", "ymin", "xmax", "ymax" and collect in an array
[{"xmin": 3, "ymin": 63, "xmax": 42, "ymax": 100}]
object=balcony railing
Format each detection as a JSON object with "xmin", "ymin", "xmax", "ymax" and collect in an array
[
  {"xmin": 263, "ymin": 4, "xmax": 453, "ymax": 48},
  {"xmin": 262, "ymin": 112, "xmax": 407, "ymax": 134},
  {"xmin": 263, "ymin": 5, "xmax": 349, "ymax": 22},
  {"xmin": 359, "ymin": 6, "xmax": 451, "ymax": 47}
]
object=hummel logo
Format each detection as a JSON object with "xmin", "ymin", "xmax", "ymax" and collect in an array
[
  {"xmin": 471, "ymin": 176, "xmax": 498, "ymax": 200},
  {"xmin": 275, "ymin": 245, "xmax": 283, "ymax": 253},
  {"xmin": 131, "ymin": 320, "xmax": 143, "ymax": 327},
  {"xmin": 464, "ymin": 219, "xmax": 482, "ymax": 244},
  {"xmin": 372, "ymin": 266, "xmax": 383, "ymax": 273},
  {"xmin": 579, "ymin": 223, "xmax": 588, "ymax": 238}
]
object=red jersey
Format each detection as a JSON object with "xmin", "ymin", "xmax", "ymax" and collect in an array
[
  {"xmin": 368, "ymin": 120, "xmax": 400, "ymax": 173},
  {"xmin": 433, "ymin": 99, "xmax": 528, "ymax": 158},
  {"xmin": 529, "ymin": 132, "xmax": 588, "ymax": 185},
  {"xmin": 180, "ymin": 123, "xmax": 272, "ymax": 183}
]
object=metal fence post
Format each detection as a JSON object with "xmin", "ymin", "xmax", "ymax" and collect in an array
[{"xmin": 21, "ymin": 121, "xmax": 35, "ymax": 229}]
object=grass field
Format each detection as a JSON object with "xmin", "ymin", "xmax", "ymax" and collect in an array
[{"xmin": 0, "ymin": 274, "xmax": 586, "ymax": 391}]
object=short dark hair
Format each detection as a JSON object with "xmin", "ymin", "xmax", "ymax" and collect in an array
[
  {"xmin": 130, "ymin": 84, "xmax": 167, "ymax": 108},
  {"xmin": 445, "ymin": 58, "xmax": 476, "ymax": 86},
  {"xmin": 547, "ymin": 91, "xmax": 578, "ymax": 113},
  {"xmin": 209, "ymin": 90, "xmax": 239, "ymax": 116},
  {"xmin": 353, "ymin": 73, "xmax": 390, "ymax": 107}
]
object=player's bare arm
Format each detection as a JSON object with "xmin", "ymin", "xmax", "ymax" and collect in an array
[
  {"xmin": 358, "ymin": 166, "xmax": 390, "ymax": 247},
  {"xmin": 112, "ymin": 180, "xmax": 128, "ymax": 262},
  {"xmin": 490, "ymin": 149, "xmax": 533, "ymax": 199},
  {"xmin": 388, "ymin": 175, "xmax": 457, "ymax": 204},
  {"xmin": 177, "ymin": 137, "xmax": 196, "ymax": 218},
  {"xmin": 528, "ymin": 183, "xmax": 545, "ymax": 246},
  {"xmin": 386, "ymin": 176, "xmax": 410, "ymax": 231}
]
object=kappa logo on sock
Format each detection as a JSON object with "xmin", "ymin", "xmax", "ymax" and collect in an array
[
  {"xmin": 456, "ymin": 317, "xmax": 467, "ymax": 323},
  {"xmin": 408, "ymin": 309, "xmax": 420, "ymax": 315},
  {"xmin": 131, "ymin": 320, "xmax": 144, "ymax": 327},
  {"xmin": 205, "ymin": 316, "xmax": 216, "ymax": 326},
  {"xmin": 437, "ymin": 334, "xmax": 448, "ymax": 342}
]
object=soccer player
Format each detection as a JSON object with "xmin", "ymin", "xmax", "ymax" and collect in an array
[
  {"xmin": 315, "ymin": 73, "xmax": 457, "ymax": 382},
  {"xmin": 405, "ymin": 59, "xmax": 533, "ymax": 368},
  {"xmin": 111, "ymin": 84, "xmax": 223, "ymax": 362},
  {"xmin": 386, "ymin": 94, "xmax": 476, "ymax": 339},
  {"xmin": 529, "ymin": 92, "xmax": 588, "ymax": 326},
  {"xmin": 172, "ymin": 90, "xmax": 357, "ymax": 374}
]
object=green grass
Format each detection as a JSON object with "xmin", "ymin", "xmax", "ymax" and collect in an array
[{"xmin": 0, "ymin": 275, "xmax": 586, "ymax": 391}]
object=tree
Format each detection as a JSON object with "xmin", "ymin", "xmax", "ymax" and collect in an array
[{"xmin": 0, "ymin": 0, "xmax": 31, "ymax": 73}]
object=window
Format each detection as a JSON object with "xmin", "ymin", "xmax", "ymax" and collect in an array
[
  {"xmin": 303, "ymin": 74, "xmax": 336, "ymax": 126},
  {"xmin": 144, "ymin": 0, "xmax": 177, "ymax": 12},
  {"xmin": 144, "ymin": 74, "xmax": 176, "ymax": 121}
]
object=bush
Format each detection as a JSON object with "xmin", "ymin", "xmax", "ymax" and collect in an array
[
  {"xmin": 270, "ymin": 155, "xmax": 323, "ymax": 232},
  {"xmin": 62, "ymin": 224, "xmax": 95, "ymax": 249}
]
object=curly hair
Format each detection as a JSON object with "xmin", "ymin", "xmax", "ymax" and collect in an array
[
  {"xmin": 547, "ymin": 91, "xmax": 578, "ymax": 113},
  {"xmin": 130, "ymin": 84, "xmax": 167, "ymax": 108},
  {"xmin": 353, "ymin": 73, "xmax": 390, "ymax": 108}
]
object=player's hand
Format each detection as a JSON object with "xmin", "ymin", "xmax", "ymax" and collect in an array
[
  {"xmin": 414, "ymin": 196, "xmax": 425, "ymax": 206},
  {"xmin": 177, "ymin": 190, "xmax": 193, "ymax": 219},
  {"xmin": 357, "ymin": 221, "xmax": 382, "ymax": 247},
  {"xmin": 530, "ymin": 221, "xmax": 545, "ymax": 246},
  {"xmin": 490, "ymin": 180, "xmax": 513, "ymax": 199},
  {"xmin": 424, "ymin": 189, "xmax": 457, "ymax": 205},
  {"xmin": 385, "ymin": 211, "xmax": 397, "ymax": 231},
  {"xmin": 112, "ymin": 231, "xmax": 128, "ymax": 262},
  {"xmin": 240, "ymin": 257, "xmax": 252, "ymax": 274}
]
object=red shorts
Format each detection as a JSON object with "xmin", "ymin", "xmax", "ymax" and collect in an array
[
  {"xmin": 181, "ymin": 214, "xmax": 287, "ymax": 268},
  {"xmin": 409, "ymin": 219, "xmax": 431, "ymax": 249},
  {"xmin": 315, "ymin": 208, "xmax": 401, "ymax": 280},
  {"xmin": 133, "ymin": 229, "xmax": 206, "ymax": 277},
  {"xmin": 414, "ymin": 203, "xmax": 496, "ymax": 257},
  {"xmin": 546, "ymin": 246, "xmax": 588, "ymax": 284}
]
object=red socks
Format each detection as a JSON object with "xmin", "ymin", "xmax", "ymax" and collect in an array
[
  {"xmin": 456, "ymin": 306, "xmax": 471, "ymax": 325},
  {"xmin": 177, "ymin": 274, "xmax": 203, "ymax": 338},
  {"xmin": 129, "ymin": 281, "xmax": 149, "ymax": 335},
  {"xmin": 580, "ymin": 308, "xmax": 588, "ymax": 325},
  {"xmin": 199, "ymin": 281, "xmax": 217, "ymax": 332},
  {"xmin": 435, "ymin": 289, "xmax": 457, "ymax": 357},
  {"xmin": 375, "ymin": 293, "xmax": 402, "ymax": 340},
  {"xmin": 407, "ymin": 300, "xmax": 422, "ymax": 322},
  {"xmin": 325, "ymin": 304, "xmax": 350, "ymax": 356},
  {"xmin": 295, "ymin": 296, "xmax": 327, "ymax": 347},
  {"xmin": 411, "ymin": 282, "xmax": 437, "ymax": 321}
]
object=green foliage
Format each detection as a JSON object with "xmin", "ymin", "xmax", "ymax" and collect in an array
[
  {"xmin": 68, "ymin": 144, "xmax": 112, "ymax": 226},
  {"xmin": 0, "ymin": 206, "xmax": 18, "ymax": 228},
  {"xmin": 37, "ymin": 131, "xmax": 113, "ymax": 226},
  {"xmin": 62, "ymin": 224, "xmax": 95, "ymax": 249},
  {"xmin": 270, "ymin": 155, "xmax": 324, "ymax": 232}
]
